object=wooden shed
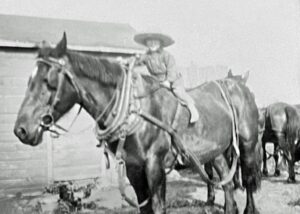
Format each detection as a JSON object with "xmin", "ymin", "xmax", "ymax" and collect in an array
[{"xmin": 0, "ymin": 14, "xmax": 144, "ymax": 194}]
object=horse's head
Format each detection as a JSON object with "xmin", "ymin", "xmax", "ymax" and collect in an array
[
  {"xmin": 14, "ymin": 33, "xmax": 79, "ymax": 146},
  {"xmin": 227, "ymin": 69, "xmax": 250, "ymax": 84}
]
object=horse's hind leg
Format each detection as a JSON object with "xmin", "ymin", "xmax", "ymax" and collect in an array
[
  {"xmin": 239, "ymin": 136, "xmax": 261, "ymax": 214},
  {"xmin": 277, "ymin": 133, "xmax": 296, "ymax": 183},
  {"xmin": 262, "ymin": 138, "xmax": 268, "ymax": 176},
  {"xmin": 213, "ymin": 154, "xmax": 238, "ymax": 214},
  {"xmin": 238, "ymin": 110, "xmax": 261, "ymax": 214},
  {"xmin": 287, "ymin": 159, "xmax": 296, "ymax": 183},
  {"xmin": 204, "ymin": 162, "xmax": 215, "ymax": 205},
  {"xmin": 273, "ymin": 144, "xmax": 281, "ymax": 176},
  {"xmin": 284, "ymin": 148, "xmax": 296, "ymax": 183}
]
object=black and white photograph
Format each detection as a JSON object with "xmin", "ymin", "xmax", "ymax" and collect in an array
[{"xmin": 0, "ymin": 0, "xmax": 300, "ymax": 213}]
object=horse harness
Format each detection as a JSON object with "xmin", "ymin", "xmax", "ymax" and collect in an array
[
  {"xmin": 35, "ymin": 57, "xmax": 84, "ymax": 136},
  {"xmin": 36, "ymin": 56, "xmax": 147, "ymax": 210},
  {"xmin": 36, "ymin": 56, "xmax": 240, "ymax": 211}
]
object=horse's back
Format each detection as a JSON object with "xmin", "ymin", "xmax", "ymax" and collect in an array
[
  {"xmin": 174, "ymin": 79, "xmax": 257, "ymax": 162},
  {"xmin": 263, "ymin": 102, "xmax": 300, "ymax": 144},
  {"xmin": 267, "ymin": 102, "xmax": 299, "ymax": 130}
]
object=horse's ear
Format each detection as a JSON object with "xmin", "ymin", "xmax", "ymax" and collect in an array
[
  {"xmin": 55, "ymin": 32, "xmax": 67, "ymax": 57},
  {"xmin": 242, "ymin": 70, "xmax": 250, "ymax": 83},
  {"xmin": 228, "ymin": 69, "xmax": 233, "ymax": 78}
]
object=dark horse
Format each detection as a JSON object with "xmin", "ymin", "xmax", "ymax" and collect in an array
[
  {"xmin": 14, "ymin": 34, "xmax": 261, "ymax": 214},
  {"xmin": 204, "ymin": 70, "xmax": 253, "ymax": 207},
  {"xmin": 261, "ymin": 102, "xmax": 300, "ymax": 183}
]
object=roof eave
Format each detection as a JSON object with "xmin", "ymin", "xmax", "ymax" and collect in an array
[{"xmin": 0, "ymin": 40, "xmax": 146, "ymax": 54}]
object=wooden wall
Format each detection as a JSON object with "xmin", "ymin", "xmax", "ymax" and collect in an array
[{"xmin": 0, "ymin": 51, "xmax": 49, "ymax": 193}]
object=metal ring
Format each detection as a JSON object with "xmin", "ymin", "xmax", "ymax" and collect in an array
[{"xmin": 41, "ymin": 114, "xmax": 54, "ymax": 128}]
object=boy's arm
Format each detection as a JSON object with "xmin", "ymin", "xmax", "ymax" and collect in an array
[
  {"xmin": 135, "ymin": 54, "xmax": 147, "ymax": 66},
  {"xmin": 164, "ymin": 52, "xmax": 180, "ymax": 83}
]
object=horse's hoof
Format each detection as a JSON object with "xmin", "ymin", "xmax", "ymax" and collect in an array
[
  {"xmin": 205, "ymin": 199, "xmax": 214, "ymax": 206},
  {"xmin": 225, "ymin": 208, "xmax": 239, "ymax": 214},
  {"xmin": 244, "ymin": 207, "xmax": 260, "ymax": 214},
  {"xmin": 274, "ymin": 170, "xmax": 280, "ymax": 177},
  {"xmin": 262, "ymin": 170, "xmax": 268, "ymax": 177},
  {"xmin": 287, "ymin": 177, "xmax": 296, "ymax": 183}
]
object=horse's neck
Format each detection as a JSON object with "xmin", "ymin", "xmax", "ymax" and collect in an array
[{"xmin": 76, "ymin": 77, "xmax": 118, "ymax": 124}]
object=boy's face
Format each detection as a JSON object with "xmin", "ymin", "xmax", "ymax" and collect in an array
[{"xmin": 146, "ymin": 39, "xmax": 161, "ymax": 52}]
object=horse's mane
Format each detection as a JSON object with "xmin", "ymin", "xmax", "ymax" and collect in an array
[{"xmin": 66, "ymin": 51, "xmax": 123, "ymax": 86}]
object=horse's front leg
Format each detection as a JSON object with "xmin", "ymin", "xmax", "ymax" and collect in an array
[
  {"xmin": 145, "ymin": 134, "xmax": 169, "ymax": 214},
  {"xmin": 146, "ymin": 152, "xmax": 167, "ymax": 214},
  {"xmin": 273, "ymin": 144, "xmax": 280, "ymax": 176},
  {"xmin": 262, "ymin": 139, "xmax": 268, "ymax": 176},
  {"xmin": 204, "ymin": 162, "xmax": 215, "ymax": 205},
  {"xmin": 287, "ymin": 159, "xmax": 296, "ymax": 183},
  {"xmin": 126, "ymin": 158, "xmax": 153, "ymax": 213}
]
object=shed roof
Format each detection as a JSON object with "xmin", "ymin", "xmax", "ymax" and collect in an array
[{"xmin": 0, "ymin": 14, "xmax": 145, "ymax": 54}]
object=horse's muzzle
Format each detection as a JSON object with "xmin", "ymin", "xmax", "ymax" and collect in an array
[{"xmin": 14, "ymin": 123, "xmax": 44, "ymax": 146}]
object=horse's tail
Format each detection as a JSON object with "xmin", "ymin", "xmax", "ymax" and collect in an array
[{"xmin": 284, "ymin": 106, "xmax": 299, "ymax": 145}]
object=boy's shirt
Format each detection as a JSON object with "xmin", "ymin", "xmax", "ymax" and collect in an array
[{"xmin": 139, "ymin": 49, "xmax": 181, "ymax": 83}]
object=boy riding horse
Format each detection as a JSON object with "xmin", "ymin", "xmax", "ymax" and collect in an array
[{"xmin": 134, "ymin": 32, "xmax": 199, "ymax": 123}]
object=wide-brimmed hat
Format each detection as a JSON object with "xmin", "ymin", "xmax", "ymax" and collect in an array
[{"xmin": 134, "ymin": 32, "xmax": 174, "ymax": 47}]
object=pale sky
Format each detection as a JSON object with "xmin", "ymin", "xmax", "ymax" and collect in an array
[{"xmin": 1, "ymin": 0, "xmax": 300, "ymax": 105}]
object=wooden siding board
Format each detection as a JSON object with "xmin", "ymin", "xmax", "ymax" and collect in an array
[
  {"xmin": 0, "ymin": 179, "xmax": 46, "ymax": 191},
  {"xmin": 0, "ymin": 123, "xmax": 14, "ymax": 133},
  {"xmin": 0, "ymin": 87, "xmax": 28, "ymax": 96},
  {"xmin": 0, "ymin": 96, "xmax": 25, "ymax": 113},
  {"xmin": 54, "ymin": 165, "xmax": 102, "ymax": 181},
  {"xmin": 0, "ymin": 150, "xmax": 47, "ymax": 161},
  {"xmin": 0, "ymin": 168, "xmax": 47, "ymax": 180},
  {"xmin": 1, "ymin": 132, "xmax": 22, "ymax": 142},
  {"xmin": 0, "ymin": 114, "xmax": 17, "ymax": 124},
  {"xmin": 0, "ymin": 77, "xmax": 28, "ymax": 88},
  {"xmin": 0, "ymin": 159, "xmax": 47, "ymax": 170}
]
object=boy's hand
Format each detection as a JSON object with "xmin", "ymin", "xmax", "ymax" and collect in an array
[{"xmin": 160, "ymin": 81, "xmax": 171, "ymax": 88}]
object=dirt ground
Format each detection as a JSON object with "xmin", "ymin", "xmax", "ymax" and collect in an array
[{"xmin": 1, "ymin": 162, "xmax": 300, "ymax": 214}]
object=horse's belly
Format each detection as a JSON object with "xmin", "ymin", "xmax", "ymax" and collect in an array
[
  {"xmin": 173, "ymin": 89, "xmax": 233, "ymax": 163},
  {"xmin": 181, "ymin": 133, "xmax": 230, "ymax": 163}
]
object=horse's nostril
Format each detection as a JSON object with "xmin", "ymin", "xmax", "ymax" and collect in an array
[{"xmin": 15, "ymin": 127, "xmax": 28, "ymax": 140}]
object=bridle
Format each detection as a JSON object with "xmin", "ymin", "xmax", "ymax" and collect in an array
[{"xmin": 36, "ymin": 56, "xmax": 83, "ymax": 136}]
